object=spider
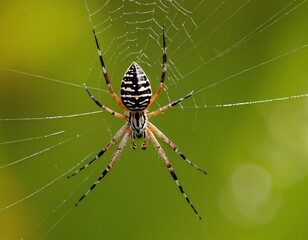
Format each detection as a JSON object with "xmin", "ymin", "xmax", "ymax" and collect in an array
[{"xmin": 68, "ymin": 26, "xmax": 207, "ymax": 220}]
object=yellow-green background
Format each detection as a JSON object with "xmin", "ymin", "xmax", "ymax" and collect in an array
[{"xmin": 0, "ymin": 1, "xmax": 307, "ymax": 239}]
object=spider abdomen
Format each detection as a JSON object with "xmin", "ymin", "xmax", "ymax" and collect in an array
[{"xmin": 120, "ymin": 62, "xmax": 152, "ymax": 111}]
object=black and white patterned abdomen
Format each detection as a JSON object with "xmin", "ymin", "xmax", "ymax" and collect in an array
[{"xmin": 120, "ymin": 62, "xmax": 152, "ymax": 111}]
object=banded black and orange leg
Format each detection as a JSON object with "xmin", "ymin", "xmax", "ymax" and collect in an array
[
  {"xmin": 147, "ymin": 129, "xmax": 202, "ymax": 220},
  {"xmin": 147, "ymin": 91, "xmax": 193, "ymax": 119},
  {"xmin": 147, "ymin": 122, "xmax": 207, "ymax": 174},
  {"xmin": 68, "ymin": 124, "xmax": 130, "ymax": 178},
  {"xmin": 92, "ymin": 29, "xmax": 128, "ymax": 111},
  {"xmin": 84, "ymin": 84, "xmax": 127, "ymax": 121},
  {"xmin": 147, "ymin": 26, "xmax": 167, "ymax": 110},
  {"xmin": 75, "ymin": 129, "xmax": 131, "ymax": 206}
]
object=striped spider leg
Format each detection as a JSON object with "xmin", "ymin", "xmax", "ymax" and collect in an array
[{"xmin": 68, "ymin": 26, "xmax": 207, "ymax": 220}]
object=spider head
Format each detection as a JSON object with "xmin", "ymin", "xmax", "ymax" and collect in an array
[
  {"xmin": 128, "ymin": 111, "xmax": 147, "ymax": 139},
  {"xmin": 120, "ymin": 62, "xmax": 152, "ymax": 111}
]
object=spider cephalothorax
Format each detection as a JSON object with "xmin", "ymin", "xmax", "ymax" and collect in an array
[
  {"xmin": 69, "ymin": 27, "xmax": 207, "ymax": 220},
  {"xmin": 128, "ymin": 111, "xmax": 147, "ymax": 139}
]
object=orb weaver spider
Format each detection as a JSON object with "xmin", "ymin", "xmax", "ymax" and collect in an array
[{"xmin": 68, "ymin": 26, "xmax": 207, "ymax": 220}]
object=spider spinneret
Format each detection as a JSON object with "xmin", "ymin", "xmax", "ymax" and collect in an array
[{"xmin": 68, "ymin": 26, "xmax": 207, "ymax": 220}]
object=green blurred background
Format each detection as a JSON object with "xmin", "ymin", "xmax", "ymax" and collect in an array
[{"xmin": 0, "ymin": 0, "xmax": 307, "ymax": 239}]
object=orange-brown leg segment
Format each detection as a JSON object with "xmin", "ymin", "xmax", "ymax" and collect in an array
[
  {"xmin": 74, "ymin": 129, "xmax": 131, "ymax": 206},
  {"xmin": 147, "ymin": 129, "xmax": 202, "ymax": 220},
  {"xmin": 148, "ymin": 122, "xmax": 207, "ymax": 174},
  {"xmin": 92, "ymin": 29, "xmax": 128, "ymax": 111},
  {"xmin": 146, "ymin": 26, "xmax": 167, "ymax": 110},
  {"xmin": 147, "ymin": 91, "xmax": 193, "ymax": 119},
  {"xmin": 84, "ymin": 84, "xmax": 127, "ymax": 121},
  {"xmin": 68, "ymin": 124, "xmax": 130, "ymax": 178}
]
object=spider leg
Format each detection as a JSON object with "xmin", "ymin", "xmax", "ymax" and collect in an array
[
  {"xmin": 147, "ymin": 129, "xmax": 202, "ymax": 220},
  {"xmin": 92, "ymin": 29, "xmax": 128, "ymax": 111},
  {"xmin": 147, "ymin": 91, "xmax": 193, "ymax": 118},
  {"xmin": 148, "ymin": 122, "xmax": 207, "ymax": 174},
  {"xmin": 146, "ymin": 26, "xmax": 167, "ymax": 110},
  {"xmin": 84, "ymin": 84, "xmax": 127, "ymax": 121},
  {"xmin": 75, "ymin": 129, "xmax": 130, "ymax": 206},
  {"xmin": 68, "ymin": 124, "xmax": 129, "ymax": 178}
]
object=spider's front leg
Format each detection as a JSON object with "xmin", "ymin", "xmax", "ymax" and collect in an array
[
  {"xmin": 146, "ymin": 128, "xmax": 202, "ymax": 220},
  {"xmin": 75, "ymin": 130, "xmax": 131, "ymax": 206}
]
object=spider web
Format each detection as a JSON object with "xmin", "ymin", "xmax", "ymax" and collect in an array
[{"xmin": 0, "ymin": 0, "xmax": 308, "ymax": 239}]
